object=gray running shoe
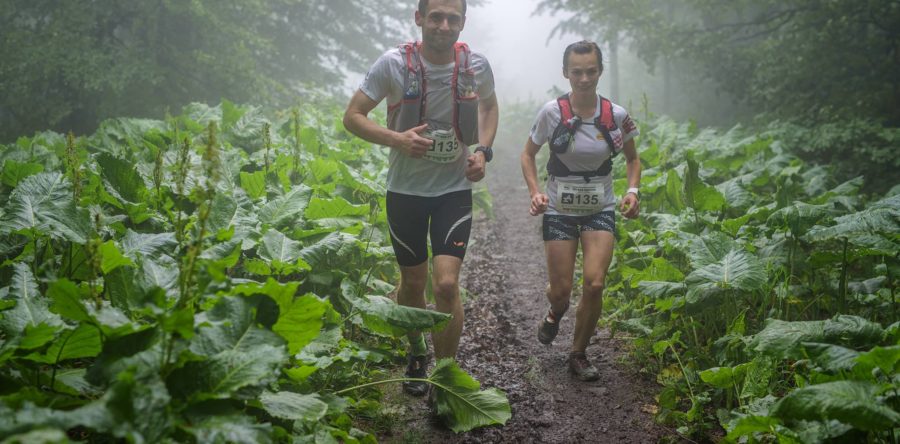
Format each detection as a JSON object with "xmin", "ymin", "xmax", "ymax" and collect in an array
[
  {"xmin": 537, "ymin": 311, "xmax": 560, "ymax": 344},
  {"xmin": 568, "ymin": 352, "xmax": 600, "ymax": 381}
]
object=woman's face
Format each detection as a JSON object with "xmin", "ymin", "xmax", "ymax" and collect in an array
[{"xmin": 564, "ymin": 51, "xmax": 601, "ymax": 94}]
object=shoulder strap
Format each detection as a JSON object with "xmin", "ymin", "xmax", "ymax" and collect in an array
[
  {"xmin": 594, "ymin": 96, "xmax": 616, "ymax": 131},
  {"xmin": 556, "ymin": 94, "xmax": 577, "ymax": 129}
]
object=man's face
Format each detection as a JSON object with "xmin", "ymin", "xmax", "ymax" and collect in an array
[{"xmin": 415, "ymin": 0, "xmax": 465, "ymax": 52}]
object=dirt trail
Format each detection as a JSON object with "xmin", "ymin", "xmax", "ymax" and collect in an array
[{"xmin": 384, "ymin": 146, "xmax": 674, "ymax": 443}]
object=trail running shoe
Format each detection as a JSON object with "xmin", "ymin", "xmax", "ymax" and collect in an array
[
  {"xmin": 402, "ymin": 354, "xmax": 429, "ymax": 397},
  {"xmin": 537, "ymin": 310, "xmax": 560, "ymax": 344},
  {"xmin": 568, "ymin": 351, "xmax": 600, "ymax": 381}
]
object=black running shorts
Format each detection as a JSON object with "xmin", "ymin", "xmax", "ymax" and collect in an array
[
  {"xmin": 386, "ymin": 190, "xmax": 473, "ymax": 267},
  {"xmin": 542, "ymin": 211, "xmax": 616, "ymax": 241}
]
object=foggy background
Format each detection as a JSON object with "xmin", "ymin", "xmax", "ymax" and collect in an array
[{"xmin": 343, "ymin": 0, "xmax": 747, "ymax": 127}]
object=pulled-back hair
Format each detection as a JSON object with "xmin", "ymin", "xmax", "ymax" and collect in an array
[
  {"xmin": 563, "ymin": 40, "xmax": 603, "ymax": 73},
  {"xmin": 418, "ymin": 0, "xmax": 467, "ymax": 16}
]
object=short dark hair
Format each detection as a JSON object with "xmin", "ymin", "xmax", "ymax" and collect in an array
[
  {"xmin": 563, "ymin": 40, "xmax": 603, "ymax": 73},
  {"xmin": 418, "ymin": 0, "xmax": 467, "ymax": 17}
]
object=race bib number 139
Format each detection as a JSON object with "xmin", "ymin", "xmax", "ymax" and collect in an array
[{"xmin": 557, "ymin": 182, "xmax": 605, "ymax": 214}]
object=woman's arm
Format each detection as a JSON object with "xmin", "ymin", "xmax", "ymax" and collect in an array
[
  {"xmin": 521, "ymin": 137, "xmax": 549, "ymax": 216},
  {"xmin": 618, "ymin": 138, "xmax": 641, "ymax": 219}
]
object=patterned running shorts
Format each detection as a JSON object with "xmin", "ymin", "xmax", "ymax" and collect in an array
[{"xmin": 542, "ymin": 211, "xmax": 616, "ymax": 241}]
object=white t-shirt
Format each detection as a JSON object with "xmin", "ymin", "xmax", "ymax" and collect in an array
[
  {"xmin": 360, "ymin": 46, "xmax": 495, "ymax": 197},
  {"xmin": 529, "ymin": 96, "xmax": 639, "ymax": 215}
]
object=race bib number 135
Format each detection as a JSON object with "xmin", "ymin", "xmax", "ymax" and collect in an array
[
  {"xmin": 557, "ymin": 182, "xmax": 605, "ymax": 214},
  {"xmin": 424, "ymin": 129, "xmax": 462, "ymax": 163}
]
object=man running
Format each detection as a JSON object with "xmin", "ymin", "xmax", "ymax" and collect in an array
[{"xmin": 342, "ymin": 0, "xmax": 498, "ymax": 397}]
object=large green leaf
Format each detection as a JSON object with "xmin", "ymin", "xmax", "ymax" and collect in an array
[
  {"xmin": 207, "ymin": 191, "xmax": 259, "ymax": 249},
  {"xmin": 0, "ymin": 263, "xmax": 61, "ymax": 335},
  {"xmin": 298, "ymin": 232, "xmax": 359, "ymax": 266},
  {"xmin": 258, "ymin": 391, "xmax": 328, "ymax": 423},
  {"xmin": 772, "ymin": 380, "xmax": 900, "ymax": 431},
  {"xmin": 273, "ymin": 294, "xmax": 327, "ymax": 355},
  {"xmin": 305, "ymin": 196, "xmax": 369, "ymax": 220},
  {"xmin": 185, "ymin": 415, "xmax": 273, "ymax": 444},
  {"xmin": 748, "ymin": 316, "xmax": 885, "ymax": 359},
  {"xmin": 686, "ymin": 248, "xmax": 767, "ymax": 292},
  {"xmin": 684, "ymin": 151, "xmax": 726, "ymax": 212},
  {"xmin": 767, "ymin": 201, "xmax": 834, "ymax": 235},
  {"xmin": 257, "ymin": 229, "xmax": 302, "ymax": 264},
  {"xmin": 119, "ymin": 230, "xmax": 177, "ymax": 261},
  {"xmin": 352, "ymin": 295, "xmax": 450, "ymax": 338},
  {"xmin": 257, "ymin": 185, "xmax": 312, "ymax": 228},
  {"xmin": 430, "ymin": 358, "xmax": 511, "ymax": 433},
  {"xmin": 96, "ymin": 153, "xmax": 147, "ymax": 204},
  {"xmin": 172, "ymin": 297, "xmax": 287, "ymax": 399},
  {"xmin": 801, "ymin": 342, "xmax": 860, "ymax": 373},
  {"xmin": 1, "ymin": 160, "xmax": 44, "ymax": 188},
  {"xmin": 804, "ymin": 206, "xmax": 899, "ymax": 243},
  {"xmin": 0, "ymin": 172, "xmax": 90, "ymax": 242},
  {"xmin": 677, "ymin": 231, "xmax": 738, "ymax": 267}
]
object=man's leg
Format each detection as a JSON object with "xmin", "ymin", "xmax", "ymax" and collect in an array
[
  {"xmin": 397, "ymin": 262, "xmax": 430, "ymax": 352},
  {"xmin": 431, "ymin": 255, "xmax": 464, "ymax": 359},
  {"xmin": 386, "ymin": 191, "xmax": 432, "ymax": 396}
]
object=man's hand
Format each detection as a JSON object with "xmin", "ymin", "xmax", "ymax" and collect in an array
[
  {"xmin": 530, "ymin": 192, "xmax": 549, "ymax": 216},
  {"xmin": 465, "ymin": 151, "xmax": 486, "ymax": 182},
  {"xmin": 395, "ymin": 123, "xmax": 432, "ymax": 158},
  {"xmin": 619, "ymin": 192, "xmax": 640, "ymax": 219}
]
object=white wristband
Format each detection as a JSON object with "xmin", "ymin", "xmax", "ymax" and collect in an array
[{"xmin": 626, "ymin": 187, "xmax": 640, "ymax": 197}]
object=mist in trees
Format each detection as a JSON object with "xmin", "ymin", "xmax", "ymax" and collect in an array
[
  {"xmin": 0, "ymin": 0, "xmax": 417, "ymax": 142},
  {"xmin": 536, "ymin": 0, "xmax": 900, "ymax": 126}
]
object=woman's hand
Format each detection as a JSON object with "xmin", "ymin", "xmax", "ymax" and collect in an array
[
  {"xmin": 619, "ymin": 192, "xmax": 640, "ymax": 219},
  {"xmin": 530, "ymin": 192, "xmax": 549, "ymax": 216}
]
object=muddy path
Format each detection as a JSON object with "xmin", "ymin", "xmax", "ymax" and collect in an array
[{"xmin": 379, "ymin": 145, "xmax": 678, "ymax": 444}]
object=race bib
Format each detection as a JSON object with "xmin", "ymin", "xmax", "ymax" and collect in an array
[
  {"xmin": 557, "ymin": 181, "xmax": 605, "ymax": 214},
  {"xmin": 424, "ymin": 128, "xmax": 463, "ymax": 164}
]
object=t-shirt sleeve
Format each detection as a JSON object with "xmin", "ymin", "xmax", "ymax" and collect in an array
[
  {"xmin": 529, "ymin": 102, "xmax": 555, "ymax": 146},
  {"xmin": 615, "ymin": 106, "xmax": 640, "ymax": 143},
  {"xmin": 473, "ymin": 54, "xmax": 495, "ymax": 100},
  {"xmin": 359, "ymin": 52, "xmax": 394, "ymax": 103}
]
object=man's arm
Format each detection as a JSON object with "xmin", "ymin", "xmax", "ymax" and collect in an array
[
  {"xmin": 342, "ymin": 90, "xmax": 431, "ymax": 158},
  {"xmin": 465, "ymin": 93, "xmax": 499, "ymax": 181}
]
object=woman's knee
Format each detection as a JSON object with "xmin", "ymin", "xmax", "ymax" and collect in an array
[
  {"xmin": 584, "ymin": 279, "xmax": 605, "ymax": 297},
  {"xmin": 548, "ymin": 280, "xmax": 573, "ymax": 300}
]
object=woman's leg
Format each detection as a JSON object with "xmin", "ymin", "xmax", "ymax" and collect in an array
[{"xmin": 572, "ymin": 230, "xmax": 615, "ymax": 353}]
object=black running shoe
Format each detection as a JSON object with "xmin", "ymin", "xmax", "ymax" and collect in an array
[
  {"xmin": 402, "ymin": 354, "xmax": 429, "ymax": 397},
  {"xmin": 537, "ymin": 311, "xmax": 560, "ymax": 344}
]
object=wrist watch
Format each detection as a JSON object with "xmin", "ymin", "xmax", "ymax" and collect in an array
[
  {"xmin": 474, "ymin": 145, "xmax": 493, "ymax": 162},
  {"xmin": 626, "ymin": 187, "xmax": 640, "ymax": 198}
]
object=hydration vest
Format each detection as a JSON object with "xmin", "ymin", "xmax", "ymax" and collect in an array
[
  {"xmin": 390, "ymin": 42, "xmax": 480, "ymax": 146},
  {"xmin": 547, "ymin": 93, "xmax": 622, "ymax": 182}
]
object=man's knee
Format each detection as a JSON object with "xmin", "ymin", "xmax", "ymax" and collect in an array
[
  {"xmin": 433, "ymin": 276, "xmax": 460, "ymax": 300},
  {"xmin": 400, "ymin": 266, "xmax": 429, "ymax": 294}
]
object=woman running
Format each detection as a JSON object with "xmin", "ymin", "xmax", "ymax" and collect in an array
[{"xmin": 520, "ymin": 40, "xmax": 642, "ymax": 381}]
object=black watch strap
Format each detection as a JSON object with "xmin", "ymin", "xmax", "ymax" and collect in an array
[{"xmin": 474, "ymin": 145, "xmax": 493, "ymax": 162}]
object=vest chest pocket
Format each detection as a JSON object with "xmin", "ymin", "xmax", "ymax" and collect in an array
[{"xmin": 556, "ymin": 181, "xmax": 605, "ymax": 214}]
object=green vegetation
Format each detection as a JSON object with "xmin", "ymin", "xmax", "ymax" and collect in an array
[
  {"xmin": 0, "ymin": 0, "xmax": 416, "ymax": 141},
  {"xmin": 539, "ymin": 0, "xmax": 900, "ymax": 125},
  {"xmin": 0, "ymin": 102, "xmax": 508, "ymax": 442},
  {"xmin": 605, "ymin": 116, "xmax": 899, "ymax": 442}
]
